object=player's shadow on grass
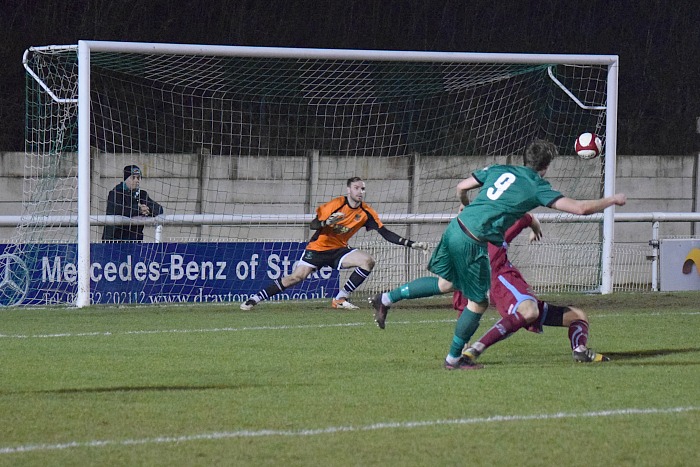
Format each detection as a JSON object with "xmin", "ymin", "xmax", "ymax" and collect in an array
[
  {"xmin": 484, "ymin": 348, "xmax": 700, "ymax": 366},
  {"xmin": 604, "ymin": 347, "xmax": 700, "ymax": 361}
]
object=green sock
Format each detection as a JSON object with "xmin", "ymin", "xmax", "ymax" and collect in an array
[
  {"xmin": 388, "ymin": 276, "xmax": 441, "ymax": 303},
  {"xmin": 448, "ymin": 309, "xmax": 482, "ymax": 357}
]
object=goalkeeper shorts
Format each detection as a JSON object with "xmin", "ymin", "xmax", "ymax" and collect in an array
[{"xmin": 298, "ymin": 247, "xmax": 356, "ymax": 270}]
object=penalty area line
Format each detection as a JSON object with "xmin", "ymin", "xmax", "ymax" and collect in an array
[{"xmin": 0, "ymin": 406, "xmax": 697, "ymax": 455}]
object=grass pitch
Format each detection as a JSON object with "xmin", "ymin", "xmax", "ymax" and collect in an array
[{"xmin": 0, "ymin": 292, "xmax": 698, "ymax": 466}]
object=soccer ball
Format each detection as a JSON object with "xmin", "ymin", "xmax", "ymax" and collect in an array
[{"xmin": 575, "ymin": 133, "xmax": 602, "ymax": 160}]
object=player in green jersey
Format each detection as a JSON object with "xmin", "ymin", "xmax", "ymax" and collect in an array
[{"xmin": 369, "ymin": 139, "xmax": 627, "ymax": 370}]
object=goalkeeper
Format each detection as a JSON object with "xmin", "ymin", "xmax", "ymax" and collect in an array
[
  {"xmin": 240, "ymin": 177, "xmax": 428, "ymax": 310},
  {"xmin": 454, "ymin": 212, "xmax": 609, "ymax": 364}
]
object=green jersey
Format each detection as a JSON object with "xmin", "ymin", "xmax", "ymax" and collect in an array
[{"xmin": 458, "ymin": 164, "xmax": 563, "ymax": 244}]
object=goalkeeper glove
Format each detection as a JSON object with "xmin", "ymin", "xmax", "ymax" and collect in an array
[
  {"xmin": 323, "ymin": 212, "xmax": 345, "ymax": 226},
  {"xmin": 410, "ymin": 241, "xmax": 429, "ymax": 251}
]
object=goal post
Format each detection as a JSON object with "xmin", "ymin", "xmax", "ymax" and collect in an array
[{"xmin": 11, "ymin": 41, "xmax": 619, "ymax": 307}]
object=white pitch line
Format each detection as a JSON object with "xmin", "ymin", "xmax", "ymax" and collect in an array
[
  {"xmin": 0, "ymin": 310, "xmax": 698, "ymax": 339},
  {"xmin": 596, "ymin": 311, "xmax": 700, "ymax": 318},
  {"xmin": 0, "ymin": 406, "xmax": 697, "ymax": 455},
  {"xmin": 0, "ymin": 319, "xmax": 456, "ymax": 339}
]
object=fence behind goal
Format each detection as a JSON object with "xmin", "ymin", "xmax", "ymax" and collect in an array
[{"xmin": 7, "ymin": 41, "xmax": 620, "ymax": 307}]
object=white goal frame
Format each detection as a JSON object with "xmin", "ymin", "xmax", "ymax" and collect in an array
[{"xmin": 68, "ymin": 41, "xmax": 619, "ymax": 307}]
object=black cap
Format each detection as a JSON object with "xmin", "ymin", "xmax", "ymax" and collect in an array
[{"xmin": 124, "ymin": 165, "xmax": 142, "ymax": 180}]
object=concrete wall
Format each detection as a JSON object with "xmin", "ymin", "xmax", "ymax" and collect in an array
[
  {"xmin": 0, "ymin": 151, "xmax": 698, "ymax": 246},
  {"xmin": 615, "ymin": 155, "xmax": 699, "ymax": 242},
  {"xmin": 0, "ymin": 152, "xmax": 24, "ymax": 216}
]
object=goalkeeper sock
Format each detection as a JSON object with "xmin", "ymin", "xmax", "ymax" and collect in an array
[
  {"xmin": 388, "ymin": 276, "xmax": 441, "ymax": 303},
  {"xmin": 569, "ymin": 319, "xmax": 590, "ymax": 350},
  {"xmin": 342, "ymin": 267, "xmax": 371, "ymax": 294},
  {"xmin": 258, "ymin": 279, "xmax": 286, "ymax": 302},
  {"xmin": 448, "ymin": 309, "xmax": 482, "ymax": 357}
]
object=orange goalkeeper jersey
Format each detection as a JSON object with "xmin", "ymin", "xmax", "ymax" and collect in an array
[{"xmin": 307, "ymin": 196, "xmax": 384, "ymax": 251}]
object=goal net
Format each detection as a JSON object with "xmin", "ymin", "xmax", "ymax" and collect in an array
[{"xmin": 7, "ymin": 42, "xmax": 617, "ymax": 307}]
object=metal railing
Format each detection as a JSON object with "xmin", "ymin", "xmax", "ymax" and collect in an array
[{"xmin": 2, "ymin": 212, "xmax": 699, "ymax": 293}]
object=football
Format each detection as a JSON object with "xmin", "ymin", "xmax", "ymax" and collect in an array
[{"xmin": 575, "ymin": 133, "xmax": 602, "ymax": 160}]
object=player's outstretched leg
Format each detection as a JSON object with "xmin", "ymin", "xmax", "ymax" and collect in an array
[
  {"xmin": 239, "ymin": 279, "xmax": 287, "ymax": 310},
  {"xmin": 369, "ymin": 277, "xmax": 442, "ymax": 329},
  {"xmin": 369, "ymin": 293, "xmax": 389, "ymax": 329}
]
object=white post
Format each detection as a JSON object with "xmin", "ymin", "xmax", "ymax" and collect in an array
[
  {"xmin": 75, "ymin": 41, "xmax": 92, "ymax": 308},
  {"xmin": 651, "ymin": 221, "xmax": 660, "ymax": 292},
  {"xmin": 600, "ymin": 57, "xmax": 619, "ymax": 294}
]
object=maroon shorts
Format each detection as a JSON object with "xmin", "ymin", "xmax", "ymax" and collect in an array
[{"xmin": 453, "ymin": 269, "xmax": 566, "ymax": 332}]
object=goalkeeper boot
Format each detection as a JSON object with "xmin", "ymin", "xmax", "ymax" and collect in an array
[
  {"xmin": 368, "ymin": 293, "xmax": 389, "ymax": 329},
  {"xmin": 444, "ymin": 356, "xmax": 483, "ymax": 370},
  {"xmin": 240, "ymin": 299, "xmax": 259, "ymax": 311},
  {"xmin": 573, "ymin": 347, "xmax": 610, "ymax": 363},
  {"xmin": 332, "ymin": 298, "xmax": 359, "ymax": 309}
]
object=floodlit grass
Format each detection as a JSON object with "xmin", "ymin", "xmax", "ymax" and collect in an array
[{"xmin": 0, "ymin": 292, "xmax": 698, "ymax": 466}]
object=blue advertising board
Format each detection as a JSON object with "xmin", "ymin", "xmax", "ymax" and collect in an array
[{"xmin": 0, "ymin": 242, "xmax": 339, "ymax": 306}]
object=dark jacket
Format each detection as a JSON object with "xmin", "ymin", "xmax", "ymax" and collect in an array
[{"xmin": 101, "ymin": 182, "xmax": 164, "ymax": 242}]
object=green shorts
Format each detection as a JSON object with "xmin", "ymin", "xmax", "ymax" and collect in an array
[{"xmin": 428, "ymin": 219, "xmax": 490, "ymax": 304}]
